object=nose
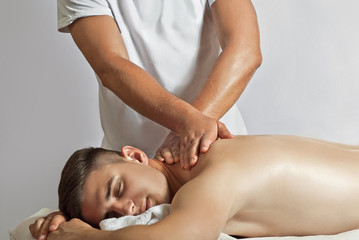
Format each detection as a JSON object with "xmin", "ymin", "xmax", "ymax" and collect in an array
[{"xmin": 112, "ymin": 199, "xmax": 136, "ymax": 216}]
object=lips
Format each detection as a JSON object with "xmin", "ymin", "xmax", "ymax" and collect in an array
[
  {"xmin": 146, "ymin": 198, "xmax": 151, "ymax": 211},
  {"xmin": 140, "ymin": 197, "xmax": 152, "ymax": 214}
]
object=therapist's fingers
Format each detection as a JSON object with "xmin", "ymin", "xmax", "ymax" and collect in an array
[
  {"xmin": 154, "ymin": 150, "xmax": 165, "ymax": 162},
  {"xmin": 199, "ymin": 132, "xmax": 217, "ymax": 155},
  {"xmin": 217, "ymin": 121, "xmax": 233, "ymax": 140},
  {"xmin": 199, "ymin": 121, "xmax": 233, "ymax": 154},
  {"xmin": 180, "ymin": 136, "xmax": 199, "ymax": 170},
  {"xmin": 155, "ymin": 131, "xmax": 181, "ymax": 164},
  {"xmin": 171, "ymin": 145, "xmax": 180, "ymax": 163},
  {"xmin": 155, "ymin": 147, "xmax": 177, "ymax": 164},
  {"xmin": 160, "ymin": 148, "xmax": 175, "ymax": 164}
]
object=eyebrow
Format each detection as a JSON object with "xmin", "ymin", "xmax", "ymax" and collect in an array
[{"xmin": 106, "ymin": 176, "xmax": 115, "ymax": 201}]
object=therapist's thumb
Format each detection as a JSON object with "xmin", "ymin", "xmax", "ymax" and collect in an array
[{"xmin": 217, "ymin": 121, "xmax": 233, "ymax": 139}]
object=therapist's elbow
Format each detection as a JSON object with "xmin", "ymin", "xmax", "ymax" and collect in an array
[
  {"xmin": 252, "ymin": 49, "xmax": 262, "ymax": 70},
  {"xmin": 225, "ymin": 43, "xmax": 262, "ymax": 73},
  {"xmin": 240, "ymin": 47, "xmax": 262, "ymax": 72},
  {"xmin": 96, "ymin": 69, "xmax": 113, "ymax": 89},
  {"xmin": 94, "ymin": 54, "xmax": 125, "ymax": 90},
  {"xmin": 221, "ymin": 36, "xmax": 262, "ymax": 68}
]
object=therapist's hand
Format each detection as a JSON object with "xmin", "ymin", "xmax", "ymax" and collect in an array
[
  {"xmin": 181, "ymin": 118, "xmax": 233, "ymax": 169},
  {"xmin": 29, "ymin": 211, "xmax": 66, "ymax": 240},
  {"xmin": 157, "ymin": 116, "xmax": 233, "ymax": 169},
  {"xmin": 155, "ymin": 131, "xmax": 181, "ymax": 164}
]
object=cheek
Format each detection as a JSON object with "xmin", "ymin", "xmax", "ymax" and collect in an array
[
  {"xmin": 146, "ymin": 171, "xmax": 169, "ymax": 199},
  {"xmin": 131, "ymin": 171, "xmax": 162, "ymax": 194},
  {"xmin": 81, "ymin": 200, "xmax": 104, "ymax": 225},
  {"xmin": 126, "ymin": 166, "xmax": 168, "ymax": 199},
  {"xmin": 137, "ymin": 172, "xmax": 158, "ymax": 190}
]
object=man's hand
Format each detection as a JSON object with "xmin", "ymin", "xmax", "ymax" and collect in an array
[
  {"xmin": 47, "ymin": 218, "xmax": 95, "ymax": 240},
  {"xmin": 29, "ymin": 211, "xmax": 66, "ymax": 240},
  {"xmin": 156, "ymin": 115, "xmax": 233, "ymax": 170}
]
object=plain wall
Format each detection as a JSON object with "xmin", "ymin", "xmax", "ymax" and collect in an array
[
  {"xmin": 1, "ymin": 0, "xmax": 358, "ymax": 239},
  {"xmin": 238, "ymin": 0, "xmax": 359, "ymax": 145},
  {"xmin": 0, "ymin": 1, "xmax": 103, "ymax": 238}
]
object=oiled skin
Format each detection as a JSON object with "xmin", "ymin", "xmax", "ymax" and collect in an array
[
  {"xmin": 34, "ymin": 135, "xmax": 359, "ymax": 240},
  {"xmin": 186, "ymin": 135, "xmax": 359, "ymax": 237}
]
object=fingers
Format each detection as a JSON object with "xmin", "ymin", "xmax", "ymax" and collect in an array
[
  {"xmin": 181, "ymin": 123, "xmax": 226, "ymax": 168},
  {"xmin": 155, "ymin": 147, "xmax": 180, "ymax": 164},
  {"xmin": 180, "ymin": 137, "xmax": 199, "ymax": 170},
  {"xmin": 155, "ymin": 132, "xmax": 181, "ymax": 164},
  {"xmin": 199, "ymin": 122, "xmax": 231, "ymax": 154},
  {"xmin": 29, "ymin": 212, "xmax": 67, "ymax": 240},
  {"xmin": 160, "ymin": 148, "xmax": 175, "ymax": 164},
  {"xmin": 217, "ymin": 121, "xmax": 233, "ymax": 139},
  {"xmin": 199, "ymin": 122, "xmax": 232, "ymax": 155},
  {"xmin": 169, "ymin": 146, "xmax": 180, "ymax": 163},
  {"xmin": 29, "ymin": 217, "xmax": 45, "ymax": 239},
  {"xmin": 199, "ymin": 134, "xmax": 215, "ymax": 154},
  {"xmin": 157, "ymin": 120, "xmax": 230, "ymax": 170},
  {"xmin": 154, "ymin": 150, "xmax": 165, "ymax": 162},
  {"xmin": 36, "ymin": 216, "xmax": 52, "ymax": 240},
  {"xmin": 48, "ymin": 214, "xmax": 66, "ymax": 232}
]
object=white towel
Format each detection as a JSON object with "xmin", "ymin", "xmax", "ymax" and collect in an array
[
  {"xmin": 99, "ymin": 204, "xmax": 171, "ymax": 230},
  {"xmin": 100, "ymin": 203, "xmax": 237, "ymax": 240}
]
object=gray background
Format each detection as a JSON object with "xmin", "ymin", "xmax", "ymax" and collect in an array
[{"xmin": 1, "ymin": 0, "xmax": 359, "ymax": 239}]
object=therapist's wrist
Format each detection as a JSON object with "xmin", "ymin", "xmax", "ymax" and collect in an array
[
  {"xmin": 162, "ymin": 98, "xmax": 201, "ymax": 134},
  {"xmin": 177, "ymin": 109, "xmax": 212, "ymax": 135}
]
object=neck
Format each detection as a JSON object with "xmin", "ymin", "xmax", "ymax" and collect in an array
[{"xmin": 148, "ymin": 159, "xmax": 192, "ymax": 200}]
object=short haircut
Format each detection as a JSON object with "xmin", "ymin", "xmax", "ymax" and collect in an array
[{"xmin": 58, "ymin": 147, "xmax": 122, "ymax": 221}]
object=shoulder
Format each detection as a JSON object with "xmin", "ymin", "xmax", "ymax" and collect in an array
[{"xmin": 166, "ymin": 162, "xmax": 241, "ymax": 239}]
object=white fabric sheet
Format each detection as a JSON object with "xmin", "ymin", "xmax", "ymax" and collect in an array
[{"xmin": 9, "ymin": 207, "xmax": 359, "ymax": 240}]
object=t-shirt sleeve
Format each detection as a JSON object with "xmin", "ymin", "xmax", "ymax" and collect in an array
[
  {"xmin": 57, "ymin": 0, "xmax": 113, "ymax": 33},
  {"xmin": 207, "ymin": 0, "xmax": 216, "ymax": 7}
]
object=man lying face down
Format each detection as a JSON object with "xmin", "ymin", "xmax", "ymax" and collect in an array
[{"xmin": 33, "ymin": 135, "xmax": 359, "ymax": 240}]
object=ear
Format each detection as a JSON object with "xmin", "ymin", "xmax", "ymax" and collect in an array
[{"xmin": 121, "ymin": 146, "xmax": 149, "ymax": 165}]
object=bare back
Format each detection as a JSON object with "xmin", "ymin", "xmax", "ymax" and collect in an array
[{"xmin": 169, "ymin": 135, "xmax": 359, "ymax": 238}]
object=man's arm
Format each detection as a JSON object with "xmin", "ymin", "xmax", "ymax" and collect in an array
[
  {"xmin": 68, "ymin": 15, "xmax": 230, "ymax": 165},
  {"xmin": 192, "ymin": 0, "xmax": 262, "ymax": 118},
  {"xmin": 48, "ymin": 169, "xmax": 236, "ymax": 240}
]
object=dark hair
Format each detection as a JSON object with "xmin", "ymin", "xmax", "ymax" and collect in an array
[{"xmin": 58, "ymin": 147, "xmax": 122, "ymax": 221}]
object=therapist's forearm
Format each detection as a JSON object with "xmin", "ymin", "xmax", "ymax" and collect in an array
[
  {"xmin": 192, "ymin": 0, "xmax": 262, "ymax": 120},
  {"xmin": 191, "ymin": 45, "xmax": 261, "ymax": 120},
  {"xmin": 97, "ymin": 55, "xmax": 202, "ymax": 135},
  {"xmin": 69, "ymin": 15, "xmax": 206, "ymax": 136}
]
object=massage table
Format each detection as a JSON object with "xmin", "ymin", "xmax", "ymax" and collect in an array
[{"xmin": 9, "ymin": 205, "xmax": 359, "ymax": 240}]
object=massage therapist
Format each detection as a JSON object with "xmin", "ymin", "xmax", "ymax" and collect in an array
[{"xmin": 57, "ymin": 0, "xmax": 262, "ymax": 169}]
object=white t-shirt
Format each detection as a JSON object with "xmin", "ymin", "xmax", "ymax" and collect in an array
[{"xmin": 58, "ymin": 0, "xmax": 247, "ymax": 157}]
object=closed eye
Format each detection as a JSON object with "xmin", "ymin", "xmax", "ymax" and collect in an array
[
  {"xmin": 104, "ymin": 211, "xmax": 120, "ymax": 219},
  {"xmin": 115, "ymin": 180, "xmax": 123, "ymax": 199}
]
